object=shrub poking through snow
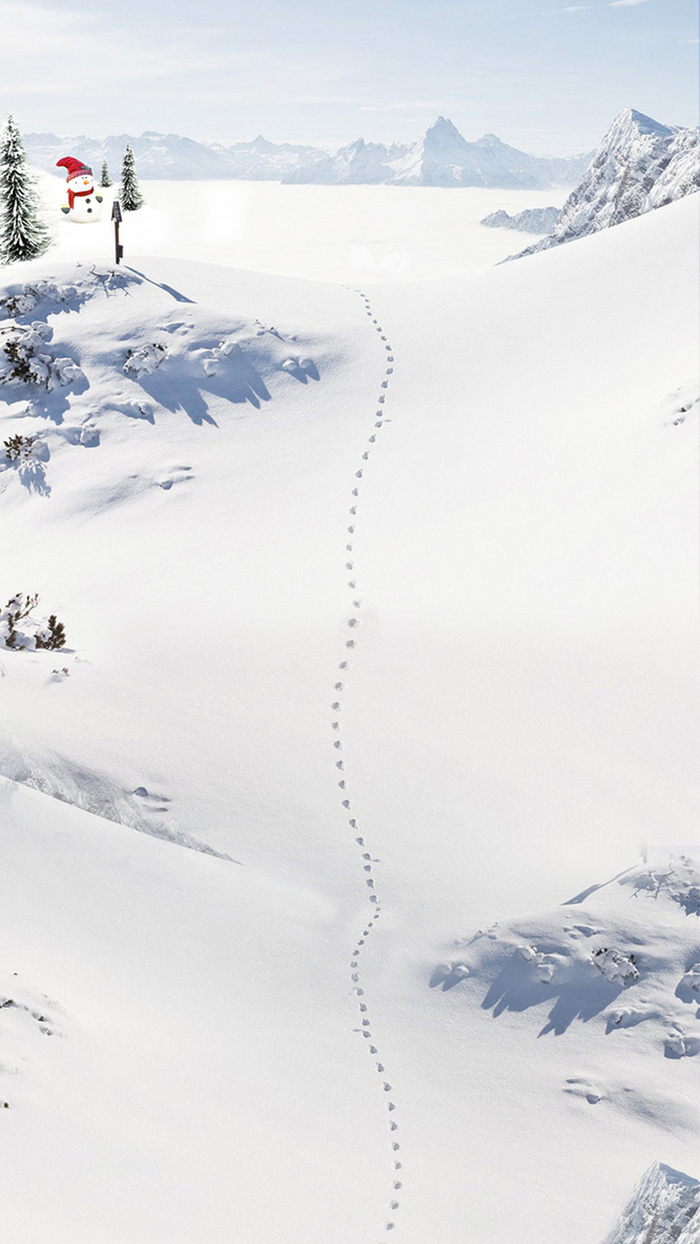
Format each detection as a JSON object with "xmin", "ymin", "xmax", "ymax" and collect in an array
[
  {"xmin": 35, "ymin": 615, "xmax": 66, "ymax": 650},
  {"xmin": 0, "ymin": 323, "xmax": 84, "ymax": 390},
  {"xmin": 2, "ymin": 593, "xmax": 66, "ymax": 651},
  {"xmin": 124, "ymin": 342, "xmax": 166, "ymax": 376},
  {"xmin": 3, "ymin": 433, "xmax": 35, "ymax": 461},
  {"xmin": 3, "ymin": 592, "xmax": 38, "ymax": 648},
  {"xmin": 591, "ymin": 947, "xmax": 639, "ymax": 984}
]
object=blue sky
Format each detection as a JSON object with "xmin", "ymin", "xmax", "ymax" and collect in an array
[{"xmin": 1, "ymin": 0, "xmax": 697, "ymax": 152}]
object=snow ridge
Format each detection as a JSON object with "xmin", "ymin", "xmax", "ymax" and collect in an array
[{"xmin": 332, "ymin": 290, "xmax": 402, "ymax": 1239}]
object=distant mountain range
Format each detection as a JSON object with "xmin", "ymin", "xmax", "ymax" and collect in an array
[
  {"xmin": 511, "ymin": 108, "xmax": 700, "ymax": 258},
  {"xmin": 25, "ymin": 119, "xmax": 592, "ymax": 189},
  {"xmin": 25, "ymin": 130, "xmax": 324, "ymax": 183},
  {"xmin": 288, "ymin": 119, "xmax": 590, "ymax": 188}
]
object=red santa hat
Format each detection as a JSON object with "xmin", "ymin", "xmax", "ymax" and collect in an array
[{"xmin": 56, "ymin": 156, "xmax": 93, "ymax": 182}]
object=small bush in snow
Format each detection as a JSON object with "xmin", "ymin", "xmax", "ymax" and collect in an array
[
  {"xmin": 3, "ymin": 433, "xmax": 35, "ymax": 461},
  {"xmin": 2, "ymin": 336, "xmax": 34, "ymax": 382},
  {"xmin": 0, "ymin": 325, "xmax": 84, "ymax": 390},
  {"xmin": 591, "ymin": 947, "xmax": 639, "ymax": 983},
  {"xmin": 3, "ymin": 592, "xmax": 38, "ymax": 648},
  {"xmin": 2, "ymin": 593, "xmax": 66, "ymax": 651},
  {"xmin": 2, "ymin": 290, "xmax": 38, "ymax": 317},
  {"xmin": 124, "ymin": 342, "xmax": 166, "ymax": 376},
  {"xmin": 35, "ymin": 615, "xmax": 66, "ymax": 650}
]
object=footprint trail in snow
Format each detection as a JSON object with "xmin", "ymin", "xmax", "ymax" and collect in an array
[{"xmin": 333, "ymin": 290, "xmax": 402, "ymax": 1241}]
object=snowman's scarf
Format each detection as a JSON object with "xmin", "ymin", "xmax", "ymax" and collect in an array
[{"xmin": 67, "ymin": 185, "xmax": 94, "ymax": 209}]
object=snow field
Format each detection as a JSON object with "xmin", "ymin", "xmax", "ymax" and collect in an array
[
  {"xmin": 323, "ymin": 194, "xmax": 700, "ymax": 1240},
  {"xmin": 0, "ymin": 186, "xmax": 697, "ymax": 1241}
]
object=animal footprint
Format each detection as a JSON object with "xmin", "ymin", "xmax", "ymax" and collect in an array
[{"xmin": 157, "ymin": 465, "xmax": 194, "ymax": 490}]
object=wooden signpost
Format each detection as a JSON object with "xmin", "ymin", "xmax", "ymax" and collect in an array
[{"xmin": 111, "ymin": 200, "xmax": 123, "ymax": 265}]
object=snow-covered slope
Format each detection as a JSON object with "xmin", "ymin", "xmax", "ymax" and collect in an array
[
  {"xmin": 0, "ymin": 187, "xmax": 697, "ymax": 1242},
  {"xmin": 291, "ymin": 117, "xmax": 590, "ymax": 187},
  {"xmin": 481, "ymin": 205, "xmax": 560, "ymax": 232},
  {"xmin": 513, "ymin": 108, "xmax": 700, "ymax": 257},
  {"xmin": 603, "ymin": 1162, "xmax": 700, "ymax": 1243}
]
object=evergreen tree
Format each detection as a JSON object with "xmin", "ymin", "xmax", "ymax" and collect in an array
[
  {"xmin": 99, "ymin": 159, "xmax": 112, "ymax": 188},
  {"xmin": 0, "ymin": 115, "xmax": 52, "ymax": 264},
  {"xmin": 120, "ymin": 144, "xmax": 144, "ymax": 211}
]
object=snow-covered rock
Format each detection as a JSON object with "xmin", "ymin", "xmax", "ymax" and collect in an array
[
  {"xmin": 481, "ymin": 206, "xmax": 560, "ymax": 233},
  {"xmin": 512, "ymin": 108, "xmax": 700, "ymax": 258},
  {"xmin": 602, "ymin": 1162, "xmax": 700, "ymax": 1243}
]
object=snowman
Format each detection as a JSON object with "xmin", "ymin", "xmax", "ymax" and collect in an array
[{"xmin": 56, "ymin": 157, "xmax": 103, "ymax": 223}]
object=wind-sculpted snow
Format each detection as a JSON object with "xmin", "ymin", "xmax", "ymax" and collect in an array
[
  {"xmin": 603, "ymin": 1162, "xmax": 700, "ymax": 1244},
  {"xmin": 432, "ymin": 860, "xmax": 700, "ymax": 1121},
  {"xmin": 511, "ymin": 108, "xmax": 700, "ymax": 259},
  {"xmin": 0, "ymin": 260, "xmax": 327, "ymax": 858}
]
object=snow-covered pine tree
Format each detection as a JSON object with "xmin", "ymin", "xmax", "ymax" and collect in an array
[
  {"xmin": 120, "ymin": 144, "xmax": 144, "ymax": 211},
  {"xmin": 100, "ymin": 159, "xmax": 113, "ymax": 188},
  {"xmin": 0, "ymin": 115, "xmax": 52, "ymax": 264}
]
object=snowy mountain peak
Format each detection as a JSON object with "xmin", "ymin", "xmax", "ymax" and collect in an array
[
  {"xmin": 610, "ymin": 106, "xmax": 678, "ymax": 141},
  {"xmin": 423, "ymin": 116, "xmax": 470, "ymax": 153},
  {"xmin": 511, "ymin": 106, "xmax": 700, "ymax": 259},
  {"xmin": 603, "ymin": 1162, "xmax": 700, "ymax": 1243}
]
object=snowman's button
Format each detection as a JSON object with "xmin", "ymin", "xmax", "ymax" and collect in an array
[{"xmin": 88, "ymin": 208, "xmax": 92, "ymax": 213}]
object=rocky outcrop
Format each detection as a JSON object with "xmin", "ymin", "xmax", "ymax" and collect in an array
[
  {"xmin": 511, "ymin": 108, "xmax": 700, "ymax": 258},
  {"xmin": 481, "ymin": 206, "xmax": 560, "ymax": 233},
  {"xmin": 603, "ymin": 1163, "xmax": 700, "ymax": 1244}
]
